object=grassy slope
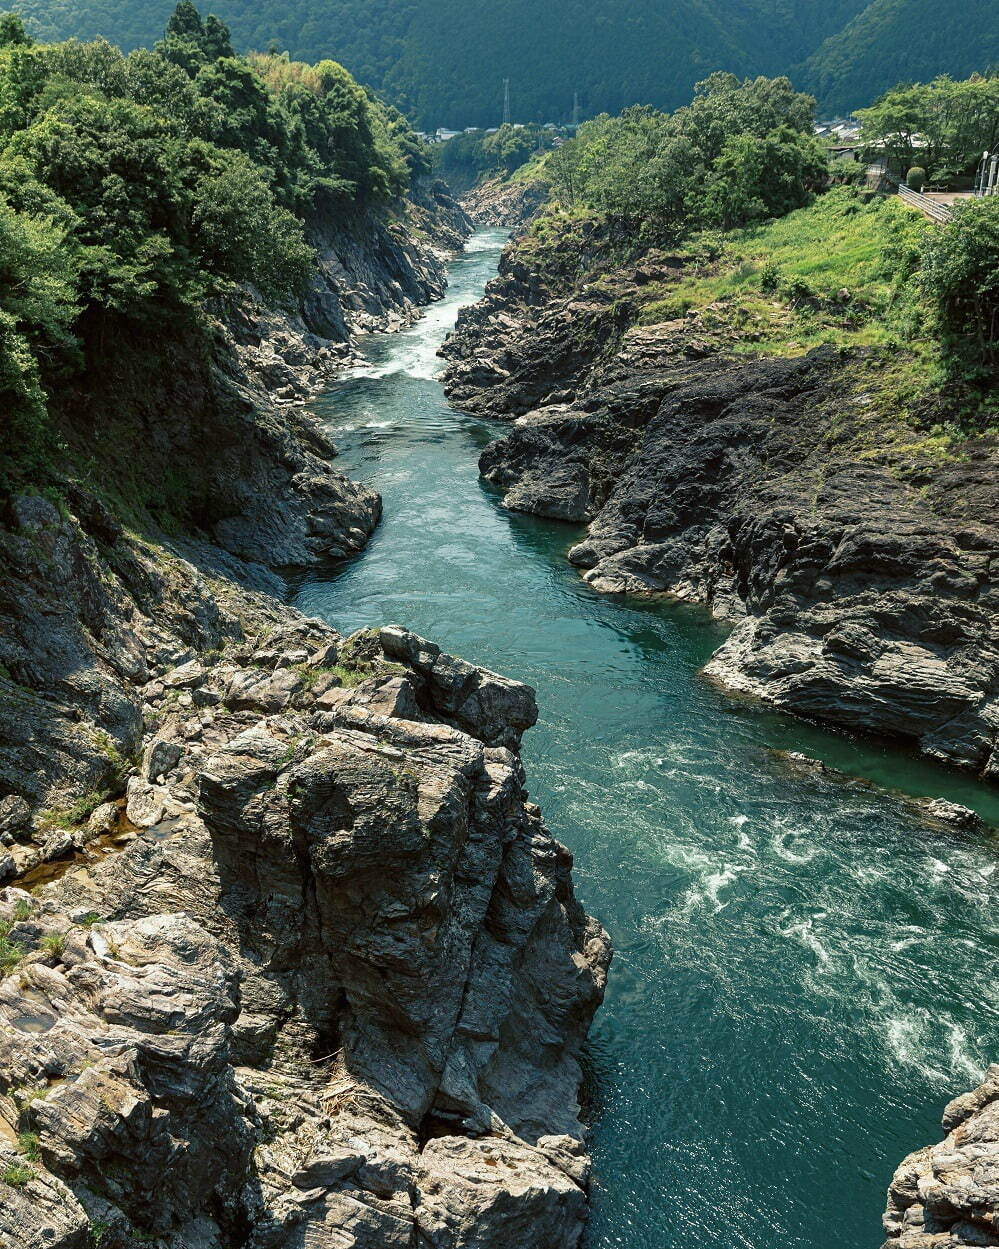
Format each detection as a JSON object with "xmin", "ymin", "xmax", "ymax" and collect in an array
[
  {"xmin": 634, "ymin": 190, "xmax": 930, "ymax": 353},
  {"xmin": 511, "ymin": 188, "xmax": 980, "ymax": 476}
]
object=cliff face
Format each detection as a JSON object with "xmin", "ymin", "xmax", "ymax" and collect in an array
[
  {"xmin": 52, "ymin": 188, "xmax": 472, "ymax": 572},
  {"xmin": 0, "ymin": 186, "xmax": 610, "ymax": 1249},
  {"xmin": 439, "ymin": 226, "xmax": 999, "ymax": 778},
  {"xmin": 460, "ymin": 178, "xmax": 549, "ymax": 229},
  {"xmin": 0, "ymin": 604, "xmax": 609, "ymax": 1249}
]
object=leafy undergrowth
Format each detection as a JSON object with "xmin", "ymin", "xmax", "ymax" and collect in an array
[{"xmin": 637, "ymin": 189, "xmax": 932, "ymax": 359}]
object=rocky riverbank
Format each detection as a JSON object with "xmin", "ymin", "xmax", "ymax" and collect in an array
[
  {"xmin": 440, "ymin": 219, "xmax": 999, "ymax": 778},
  {"xmin": 0, "ymin": 189, "xmax": 611, "ymax": 1248},
  {"xmin": 883, "ymin": 1066, "xmax": 999, "ymax": 1247}
]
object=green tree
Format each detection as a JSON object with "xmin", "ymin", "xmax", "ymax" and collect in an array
[
  {"xmin": 186, "ymin": 141, "xmax": 313, "ymax": 300},
  {"xmin": 921, "ymin": 197, "xmax": 999, "ymax": 374},
  {"xmin": 703, "ymin": 127, "xmax": 828, "ymax": 228},
  {"xmin": 0, "ymin": 194, "xmax": 78, "ymax": 483},
  {"xmin": 0, "ymin": 13, "xmax": 30, "ymax": 47},
  {"xmin": 543, "ymin": 76, "xmax": 823, "ymax": 237}
]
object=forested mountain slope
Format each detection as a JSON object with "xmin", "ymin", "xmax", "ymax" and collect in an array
[
  {"xmin": 802, "ymin": 0, "xmax": 999, "ymax": 116},
  {"xmin": 11, "ymin": 0, "xmax": 993, "ymax": 125}
]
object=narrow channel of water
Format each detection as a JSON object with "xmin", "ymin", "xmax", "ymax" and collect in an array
[{"xmin": 292, "ymin": 230, "xmax": 999, "ymax": 1249}]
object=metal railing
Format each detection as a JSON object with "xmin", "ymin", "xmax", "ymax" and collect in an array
[{"xmin": 897, "ymin": 184, "xmax": 954, "ymax": 223}]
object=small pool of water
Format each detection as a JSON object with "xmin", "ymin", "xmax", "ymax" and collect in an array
[{"xmin": 292, "ymin": 229, "xmax": 999, "ymax": 1249}]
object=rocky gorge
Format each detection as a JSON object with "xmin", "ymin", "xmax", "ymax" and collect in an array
[{"xmin": 0, "ymin": 192, "xmax": 611, "ymax": 1248}]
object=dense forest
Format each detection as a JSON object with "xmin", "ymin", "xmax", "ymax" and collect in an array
[
  {"xmin": 8, "ymin": 0, "xmax": 996, "ymax": 127},
  {"xmin": 0, "ymin": 0, "xmax": 430, "ymax": 490},
  {"xmin": 804, "ymin": 0, "xmax": 999, "ymax": 117}
]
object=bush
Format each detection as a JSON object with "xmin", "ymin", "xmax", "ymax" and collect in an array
[
  {"xmin": 1, "ymin": 1163, "xmax": 32, "ymax": 1187},
  {"xmin": 907, "ymin": 166, "xmax": 927, "ymax": 191},
  {"xmin": 922, "ymin": 197, "xmax": 999, "ymax": 376},
  {"xmin": 39, "ymin": 932, "xmax": 67, "ymax": 959},
  {"xmin": 759, "ymin": 258, "xmax": 781, "ymax": 292}
]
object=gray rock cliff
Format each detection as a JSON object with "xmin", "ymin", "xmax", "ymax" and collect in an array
[{"xmin": 441, "ymin": 229, "xmax": 999, "ymax": 777}]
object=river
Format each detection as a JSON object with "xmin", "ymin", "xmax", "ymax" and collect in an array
[{"xmin": 291, "ymin": 229, "xmax": 999, "ymax": 1249}]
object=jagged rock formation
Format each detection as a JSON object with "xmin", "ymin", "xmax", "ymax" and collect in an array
[
  {"xmin": 441, "ymin": 229, "xmax": 999, "ymax": 777},
  {"xmin": 461, "ymin": 179, "xmax": 548, "ymax": 229},
  {"xmin": 0, "ymin": 600, "xmax": 609, "ymax": 1248},
  {"xmin": 0, "ymin": 179, "xmax": 608, "ymax": 1247},
  {"xmin": 883, "ymin": 1065, "xmax": 999, "ymax": 1248}
]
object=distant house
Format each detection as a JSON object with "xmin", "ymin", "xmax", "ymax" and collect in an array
[
  {"xmin": 434, "ymin": 128, "xmax": 461, "ymax": 143},
  {"xmin": 814, "ymin": 118, "xmax": 861, "ymax": 144}
]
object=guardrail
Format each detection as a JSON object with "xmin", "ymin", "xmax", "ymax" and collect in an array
[{"xmin": 897, "ymin": 184, "xmax": 954, "ymax": 224}]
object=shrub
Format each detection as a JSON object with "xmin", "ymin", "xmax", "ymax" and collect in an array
[
  {"xmin": 921, "ymin": 197, "xmax": 999, "ymax": 376},
  {"xmin": 759, "ymin": 258, "xmax": 781, "ymax": 293},
  {"xmin": 1, "ymin": 1163, "xmax": 32, "ymax": 1187},
  {"xmin": 39, "ymin": 932, "xmax": 67, "ymax": 959},
  {"xmin": 906, "ymin": 167, "xmax": 927, "ymax": 191},
  {"xmin": 0, "ymin": 933, "xmax": 23, "ymax": 974}
]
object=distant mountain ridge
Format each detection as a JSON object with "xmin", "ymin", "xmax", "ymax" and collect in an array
[
  {"xmin": 12, "ymin": 0, "xmax": 994, "ymax": 125},
  {"xmin": 802, "ymin": 0, "xmax": 999, "ymax": 116}
]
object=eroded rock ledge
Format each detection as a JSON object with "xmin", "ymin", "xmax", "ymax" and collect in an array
[
  {"xmin": 0, "ymin": 612, "xmax": 609, "ymax": 1249},
  {"xmin": 460, "ymin": 178, "xmax": 548, "ymax": 229},
  {"xmin": 440, "ymin": 230, "xmax": 999, "ymax": 777},
  {"xmin": 883, "ymin": 1066, "xmax": 999, "ymax": 1248}
]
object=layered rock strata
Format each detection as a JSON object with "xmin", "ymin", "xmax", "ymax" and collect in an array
[
  {"xmin": 0, "ymin": 589, "xmax": 609, "ymax": 1248},
  {"xmin": 461, "ymin": 178, "xmax": 548, "ymax": 229}
]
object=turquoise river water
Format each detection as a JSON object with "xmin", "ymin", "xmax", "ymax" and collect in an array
[{"xmin": 292, "ymin": 230, "xmax": 999, "ymax": 1249}]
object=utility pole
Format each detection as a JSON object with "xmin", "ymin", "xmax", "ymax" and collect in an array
[
  {"xmin": 502, "ymin": 78, "xmax": 511, "ymax": 127},
  {"xmin": 572, "ymin": 90, "xmax": 579, "ymax": 127}
]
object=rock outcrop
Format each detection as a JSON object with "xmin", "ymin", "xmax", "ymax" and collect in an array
[
  {"xmin": 461, "ymin": 178, "xmax": 549, "ymax": 229},
  {"xmin": 0, "ymin": 597, "xmax": 609, "ymax": 1248},
  {"xmin": 442, "ymin": 226, "xmax": 999, "ymax": 777},
  {"xmin": 883, "ymin": 1066, "xmax": 999, "ymax": 1248}
]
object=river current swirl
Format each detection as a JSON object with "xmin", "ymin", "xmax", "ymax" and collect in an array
[{"xmin": 291, "ymin": 230, "xmax": 999, "ymax": 1249}]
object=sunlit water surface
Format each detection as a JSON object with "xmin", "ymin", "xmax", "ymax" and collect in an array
[{"xmin": 292, "ymin": 230, "xmax": 999, "ymax": 1249}]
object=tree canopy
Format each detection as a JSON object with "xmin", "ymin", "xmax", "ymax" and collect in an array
[
  {"xmin": 857, "ymin": 75, "xmax": 999, "ymax": 184},
  {"xmin": 0, "ymin": 2, "xmax": 430, "ymax": 486},
  {"xmin": 546, "ymin": 75, "xmax": 828, "ymax": 236}
]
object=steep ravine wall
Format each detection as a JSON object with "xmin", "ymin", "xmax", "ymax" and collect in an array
[
  {"xmin": 0, "ymin": 190, "xmax": 611, "ymax": 1249},
  {"xmin": 439, "ymin": 230, "xmax": 999, "ymax": 781},
  {"xmin": 1, "ymin": 189, "xmax": 470, "ymax": 817}
]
